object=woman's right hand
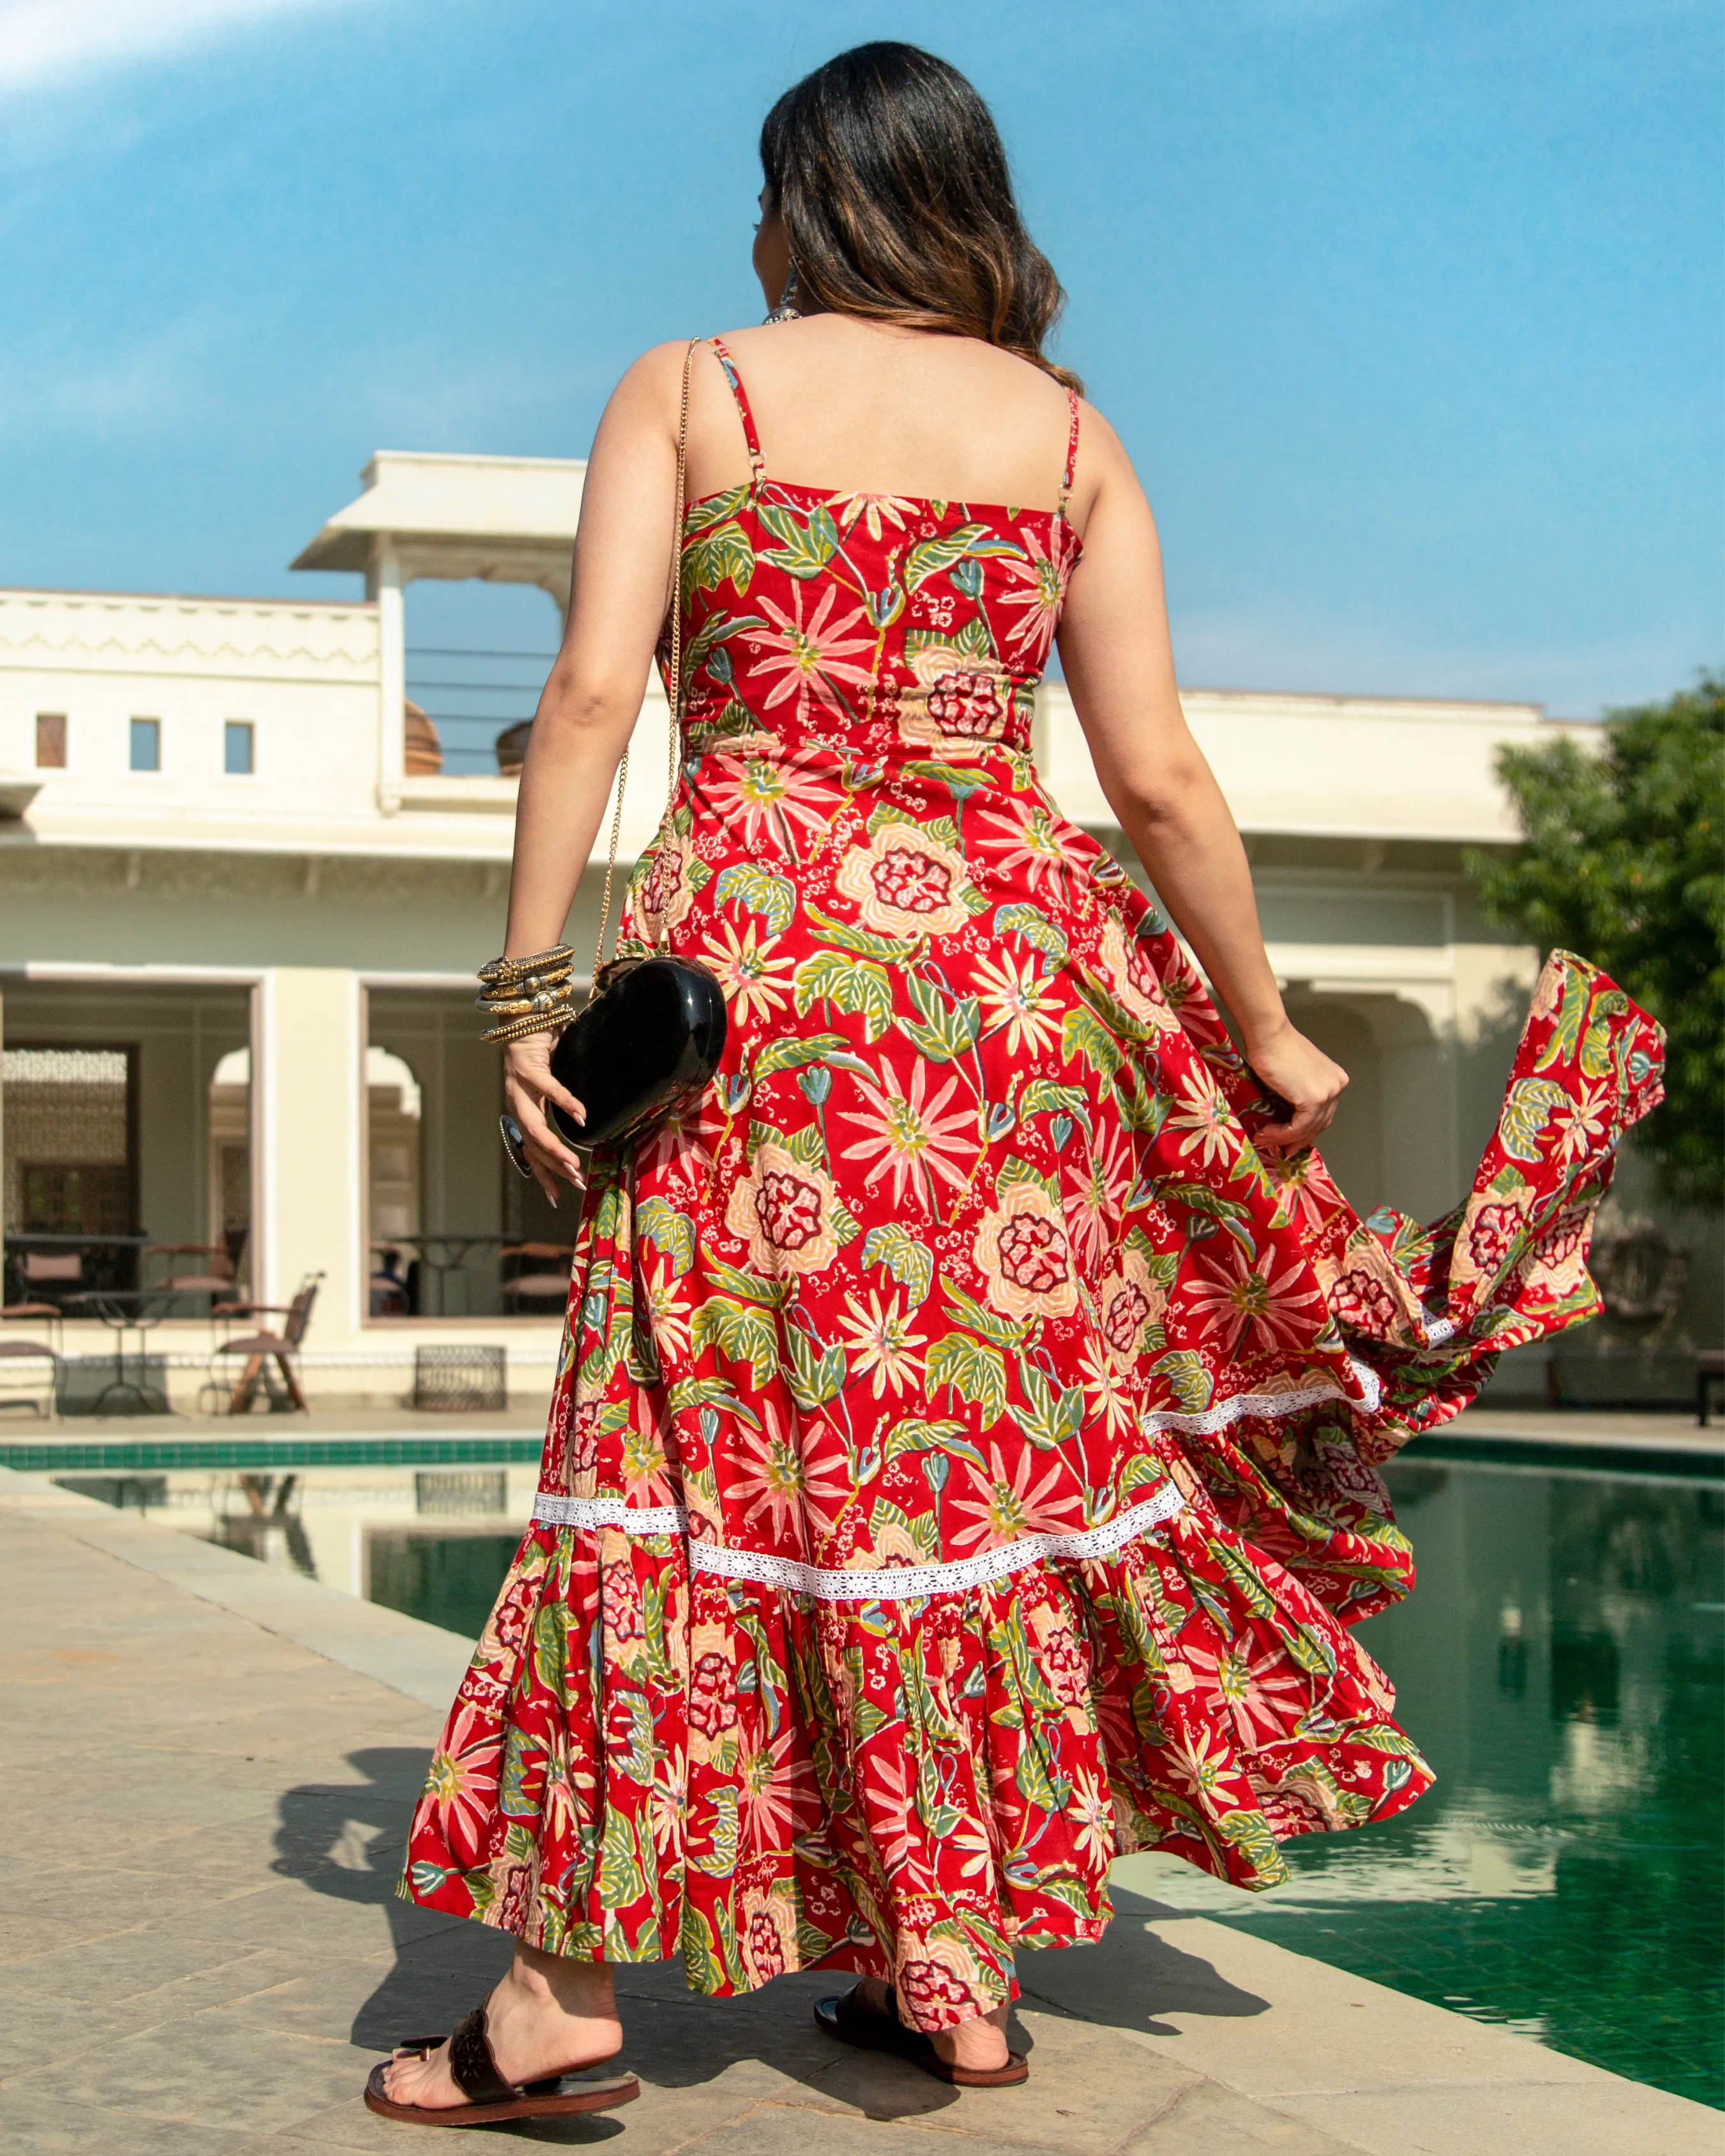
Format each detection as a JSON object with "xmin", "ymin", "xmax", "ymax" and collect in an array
[
  {"xmin": 502, "ymin": 1034, "xmax": 588, "ymax": 1206},
  {"xmin": 1243, "ymin": 1021, "xmax": 1349, "ymax": 1153}
]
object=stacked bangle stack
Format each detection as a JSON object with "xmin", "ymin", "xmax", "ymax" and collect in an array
[{"xmin": 476, "ymin": 944, "xmax": 579, "ymax": 1044}]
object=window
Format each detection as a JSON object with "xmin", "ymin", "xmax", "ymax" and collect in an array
[
  {"xmin": 223, "ymin": 720, "xmax": 255, "ymax": 776},
  {"xmin": 2, "ymin": 1046, "xmax": 137, "ymax": 1239},
  {"xmin": 129, "ymin": 718, "xmax": 161, "ymax": 773},
  {"xmin": 34, "ymin": 714, "xmax": 66, "ymax": 769}
]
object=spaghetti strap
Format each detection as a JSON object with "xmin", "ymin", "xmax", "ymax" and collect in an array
[
  {"xmin": 707, "ymin": 337, "xmax": 766, "ymax": 488},
  {"xmin": 1057, "ymin": 387, "xmax": 1081, "ymax": 520}
]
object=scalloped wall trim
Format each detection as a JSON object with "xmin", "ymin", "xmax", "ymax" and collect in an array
[{"xmin": 528, "ymin": 1483, "xmax": 1189, "ymax": 1601}]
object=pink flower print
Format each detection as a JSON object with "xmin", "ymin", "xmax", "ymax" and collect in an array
[{"xmin": 746, "ymin": 583, "xmax": 876, "ymax": 725}]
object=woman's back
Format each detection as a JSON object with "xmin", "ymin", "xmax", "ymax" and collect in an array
[{"xmin": 681, "ymin": 315, "xmax": 1094, "ymax": 522}]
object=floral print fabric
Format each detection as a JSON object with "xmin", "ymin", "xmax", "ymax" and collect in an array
[{"xmin": 403, "ymin": 340, "xmax": 1665, "ymax": 2030}]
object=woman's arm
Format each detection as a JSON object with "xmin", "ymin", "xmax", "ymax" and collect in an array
[
  {"xmin": 1055, "ymin": 410, "xmax": 1346, "ymax": 1149},
  {"xmin": 500, "ymin": 342, "xmax": 689, "ymax": 1203}
]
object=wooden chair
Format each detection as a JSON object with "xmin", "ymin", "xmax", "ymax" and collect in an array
[
  {"xmin": 211, "ymin": 1274, "xmax": 322, "ymax": 1414},
  {"xmin": 500, "ymin": 1242, "xmax": 573, "ymax": 1313}
]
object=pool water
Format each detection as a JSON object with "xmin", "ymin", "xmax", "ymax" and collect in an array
[{"xmin": 1123, "ymin": 1459, "xmax": 1724, "ymax": 2108}]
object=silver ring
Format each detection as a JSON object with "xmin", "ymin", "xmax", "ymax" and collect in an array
[{"xmin": 499, "ymin": 1113, "xmax": 534, "ymax": 1180}]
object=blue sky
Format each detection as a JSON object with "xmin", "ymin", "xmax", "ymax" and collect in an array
[{"xmin": 1, "ymin": 0, "xmax": 1718, "ymax": 716}]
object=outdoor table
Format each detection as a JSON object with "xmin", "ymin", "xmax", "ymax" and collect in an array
[
  {"xmin": 63, "ymin": 1288, "xmax": 176, "ymax": 1415},
  {"xmin": 378, "ymin": 1233, "xmax": 521, "ymax": 1317}
]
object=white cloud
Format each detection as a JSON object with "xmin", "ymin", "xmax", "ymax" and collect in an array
[{"xmin": 0, "ymin": 0, "xmax": 368, "ymax": 96}]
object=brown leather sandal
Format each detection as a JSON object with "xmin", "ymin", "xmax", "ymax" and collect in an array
[
  {"xmin": 814, "ymin": 1982, "xmax": 1028, "ymax": 2087},
  {"xmin": 363, "ymin": 2003, "xmax": 640, "ymax": 2127}
]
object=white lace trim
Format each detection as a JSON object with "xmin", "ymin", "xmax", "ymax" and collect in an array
[
  {"xmin": 532, "ymin": 1495, "xmax": 688, "ymax": 1536},
  {"xmin": 1140, "ymin": 1356, "xmax": 1382, "ymax": 1439},
  {"xmin": 528, "ymin": 1483, "xmax": 1187, "ymax": 1602}
]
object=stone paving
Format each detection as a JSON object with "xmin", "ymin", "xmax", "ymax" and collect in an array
[{"xmin": 1, "ymin": 1466, "xmax": 1717, "ymax": 2156}]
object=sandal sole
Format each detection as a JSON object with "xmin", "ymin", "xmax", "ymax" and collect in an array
[{"xmin": 363, "ymin": 2062, "xmax": 640, "ymax": 2125}]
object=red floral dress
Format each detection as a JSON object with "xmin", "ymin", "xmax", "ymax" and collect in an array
[{"xmin": 403, "ymin": 340, "xmax": 1664, "ymax": 2030}]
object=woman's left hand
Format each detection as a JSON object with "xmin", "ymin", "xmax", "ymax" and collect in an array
[{"xmin": 501, "ymin": 1034, "xmax": 587, "ymax": 1206}]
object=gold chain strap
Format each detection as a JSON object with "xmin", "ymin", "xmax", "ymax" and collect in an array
[{"xmin": 587, "ymin": 336, "xmax": 697, "ymax": 1001}]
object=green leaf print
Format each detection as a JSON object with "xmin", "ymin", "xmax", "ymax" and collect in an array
[
  {"xmin": 1208, "ymin": 1539, "xmax": 1281, "ymax": 1624},
  {"xmin": 1060, "ymin": 1006, "xmax": 1123, "ymax": 1080},
  {"xmin": 902, "ymin": 758, "xmax": 992, "ymax": 797},
  {"xmin": 793, "ymin": 951, "xmax": 895, "ymax": 1042},
  {"xmin": 758, "ymin": 502, "xmax": 841, "ymax": 579},
  {"xmin": 714, "ymin": 861, "xmax": 797, "ymax": 933},
  {"xmin": 862, "ymin": 1223, "xmax": 934, "ymax": 1306},
  {"xmin": 1015, "ymin": 1745, "xmax": 1061, "ymax": 1813},
  {"xmin": 635, "ymin": 1197, "xmax": 695, "ymax": 1278},
  {"xmin": 903, "ymin": 522, "xmax": 992, "ymax": 592},
  {"xmin": 996, "ymin": 903, "xmax": 1069, "ymax": 968},
  {"xmin": 882, "ymin": 1416, "xmax": 986, "ymax": 1472},
  {"xmin": 681, "ymin": 520, "xmax": 755, "ymax": 605},
  {"xmin": 1071, "ymin": 966, "xmax": 1153, "ymax": 1043},
  {"xmin": 598, "ymin": 1810, "xmax": 645, "ymax": 1910},
  {"xmin": 688, "ymin": 1788, "xmax": 742, "ymax": 1878},
  {"xmin": 1019, "ymin": 1078, "xmax": 1094, "ymax": 1137},
  {"xmin": 939, "ymin": 1281, "xmax": 1028, "ymax": 1349},
  {"xmin": 1015, "ymin": 1362, "xmax": 1085, "ymax": 1450},
  {"xmin": 1579, "ymin": 1012, "xmax": 1618, "ymax": 1080},
  {"xmin": 996, "ymin": 1154, "xmax": 1060, "ymax": 1202},
  {"xmin": 928, "ymin": 1332, "xmax": 1010, "ymax": 1427},
  {"xmin": 683, "ymin": 609, "xmax": 771, "ymax": 677},
  {"xmin": 691, "ymin": 1297, "xmax": 781, "ymax": 1389},
  {"xmin": 905, "ymin": 619, "xmax": 993, "ymax": 666},
  {"xmin": 1151, "ymin": 1348, "xmax": 1214, "ymax": 1413},
  {"xmin": 665, "ymin": 1375, "xmax": 760, "ymax": 1426},
  {"xmin": 868, "ymin": 1496, "xmax": 940, "ymax": 1564},
  {"xmin": 1497, "ymin": 1077, "xmax": 1571, "ymax": 1162},
  {"xmin": 805, "ymin": 903, "xmax": 920, "ymax": 963},
  {"xmin": 1217, "ymin": 1809, "xmax": 1290, "ymax": 1885},
  {"xmin": 753, "ymin": 1032, "xmax": 850, "ymax": 1078},
  {"xmin": 680, "ymin": 1905, "xmax": 725, "ymax": 1993},
  {"xmin": 900, "ymin": 997, "xmax": 981, "ymax": 1064},
  {"xmin": 703, "ymin": 1260, "xmax": 790, "ymax": 1307},
  {"xmin": 683, "ymin": 483, "xmax": 749, "ymax": 533},
  {"xmin": 787, "ymin": 1329, "xmax": 846, "ymax": 1410},
  {"xmin": 1534, "ymin": 965, "xmax": 1588, "ymax": 1071}
]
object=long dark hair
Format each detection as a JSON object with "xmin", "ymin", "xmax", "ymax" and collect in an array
[{"xmin": 760, "ymin": 43, "xmax": 1080, "ymax": 393}]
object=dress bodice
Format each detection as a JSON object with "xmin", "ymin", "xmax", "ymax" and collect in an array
[{"xmin": 663, "ymin": 338, "xmax": 1083, "ymax": 764}]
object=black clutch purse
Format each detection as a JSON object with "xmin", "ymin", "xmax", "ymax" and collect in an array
[{"xmin": 546, "ymin": 954, "xmax": 726, "ymax": 1152}]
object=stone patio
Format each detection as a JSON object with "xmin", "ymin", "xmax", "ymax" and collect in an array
[{"xmin": 1, "ymin": 1465, "xmax": 1715, "ymax": 2155}]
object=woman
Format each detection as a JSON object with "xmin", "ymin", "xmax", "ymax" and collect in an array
[{"xmin": 370, "ymin": 43, "xmax": 1662, "ymax": 2125}]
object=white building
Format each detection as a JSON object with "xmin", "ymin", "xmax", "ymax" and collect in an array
[{"xmin": 0, "ymin": 451, "xmax": 1573, "ymax": 1410}]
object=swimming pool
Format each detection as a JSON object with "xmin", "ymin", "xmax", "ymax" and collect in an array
[{"xmin": 1122, "ymin": 1458, "xmax": 1724, "ymax": 2108}]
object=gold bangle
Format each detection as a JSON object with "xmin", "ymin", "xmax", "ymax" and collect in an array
[
  {"xmin": 478, "ymin": 944, "xmax": 575, "ymax": 988},
  {"xmin": 474, "ymin": 986, "xmax": 573, "ymax": 1018},
  {"xmin": 481, "ymin": 1011, "xmax": 575, "ymax": 1046}
]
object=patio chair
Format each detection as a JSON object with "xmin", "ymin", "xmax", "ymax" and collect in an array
[
  {"xmin": 15, "ymin": 1251, "xmax": 81, "ymax": 1306},
  {"xmin": 211, "ymin": 1273, "xmax": 322, "ymax": 1415},
  {"xmin": 146, "ymin": 1243, "xmax": 237, "ymax": 1308},
  {"xmin": 500, "ymin": 1242, "xmax": 573, "ymax": 1313},
  {"xmin": 0, "ymin": 1338, "xmax": 59, "ymax": 1418}
]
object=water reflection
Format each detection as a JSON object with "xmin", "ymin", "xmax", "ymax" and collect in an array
[{"xmin": 1121, "ymin": 1461, "xmax": 1724, "ymax": 2106}]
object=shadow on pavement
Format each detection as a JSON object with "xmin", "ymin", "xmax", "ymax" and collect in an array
[
  {"xmin": 1019, "ymin": 1883, "xmax": 1269, "ymax": 2036},
  {"xmin": 275, "ymin": 1748, "xmax": 1267, "ymax": 2130}
]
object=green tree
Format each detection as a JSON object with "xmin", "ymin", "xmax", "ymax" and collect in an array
[{"xmin": 1466, "ymin": 674, "xmax": 1724, "ymax": 1210}]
